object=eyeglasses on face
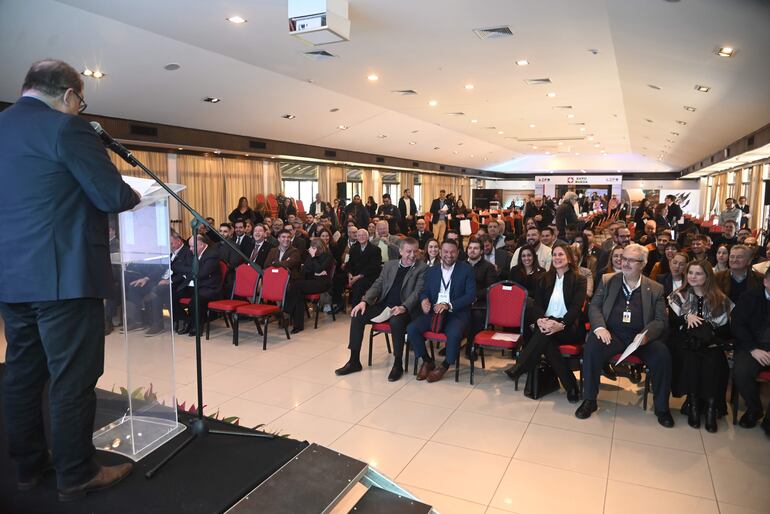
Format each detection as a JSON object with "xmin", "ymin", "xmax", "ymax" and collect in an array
[
  {"xmin": 69, "ymin": 89, "xmax": 87, "ymax": 113},
  {"xmin": 621, "ymin": 256, "xmax": 644, "ymax": 264}
]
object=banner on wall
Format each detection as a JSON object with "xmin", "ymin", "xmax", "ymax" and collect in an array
[
  {"xmin": 534, "ymin": 175, "xmax": 622, "ymax": 199},
  {"xmin": 660, "ymin": 189, "xmax": 700, "ymax": 216}
]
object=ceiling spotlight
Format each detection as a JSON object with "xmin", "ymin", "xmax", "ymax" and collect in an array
[
  {"xmin": 515, "ymin": 59, "xmax": 529, "ymax": 66},
  {"xmin": 567, "ymin": 114, "xmax": 575, "ymax": 118},
  {"xmin": 92, "ymin": 70, "xmax": 104, "ymax": 79},
  {"xmin": 683, "ymin": 106, "xmax": 697, "ymax": 112},
  {"xmin": 594, "ymin": 143, "xmax": 601, "ymax": 148},
  {"xmin": 377, "ymin": 134, "xmax": 387, "ymax": 138},
  {"xmin": 532, "ymin": 145, "xmax": 538, "ymax": 149},
  {"xmin": 203, "ymin": 97, "xmax": 222, "ymax": 103},
  {"xmin": 213, "ymin": 150, "xmax": 221, "ymax": 154},
  {"xmin": 497, "ymin": 131, "xmax": 504, "ymax": 135},
  {"xmin": 226, "ymin": 16, "xmax": 247, "ymax": 24},
  {"xmin": 579, "ymin": 127, "xmax": 586, "ymax": 132},
  {"xmin": 367, "ymin": 74, "xmax": 379, "ymax": 81},
  {"xmin": 433, "ymin": 146, "xmax": 440, "ymax": 150},
  {"xmin": 428, "ymin": 100, "xmax": 438, "ymax": 107},
  {"xmin": 337, "ymin": 125, "xmax": 349, "ymax": 130},
  {"xmin": 716, "ymin": 46, "xmax": 735, "ymax": 57},
  {"xmin": 694, "ymin": 84, "xmax": 711, "ymax": 92},
  {"xmin": 453, "ymin": 151, "xmax": 459, "ymax": 154},
  {"xmin": 409, "ymin": 141, "xmax": 416, "ymax": 145},
  {"xmin": 82, "ymin": 68, "xmax": 93, "ymax": 77},
  {"xmin": 545, "ymin": 151, "xmax": 551, "ymax": 155},
  {"xmin": 329, "ymin": 107, "xmax": 340, "ymax": 112},
  {"xmin": 464, "ymin": 84, "xmax": 474, "ymax": 90},
  {"xmin": 281, "ymin": 113, "xmax": 295, "ymax": 119},
  {"xmin": 676, "ymin": 120, "xmax": 687, "ymax": 125},
  {"xmin": 177, "ymin": 147, "xmax": 183, "ymax": 151},
  {"xmin": 647, "ymin": 84, "xmax": 661, "ymax": 90},
  {"xmin": 575, "ymin": 152, "xmax": 581, "ymax": 156},
  {"xmin": 529, "ymin": 123, "xmax": 536, "ymax": 128},
  {"xmin": 546, "ymin": 92, "xmax": 557, "ymax": 98},
  {"xmin": 587, "ymin": 136, "xmax": 594, "ymax": 141},
  {"xmin": 163, "ymin": 63, "xmax": 181, "ymax": 71},
  {"xmin": 471, "ymin": 119, "xmax": 478, "ymax": 123},
  {"xmin": 645, "ymin": 118, "xmax": 654, "ymax": 123}
]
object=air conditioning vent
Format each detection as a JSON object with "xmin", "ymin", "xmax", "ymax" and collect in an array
[
  {"xmin": 516, "ymin": 136, "xmax": 585, "ymax": 142},
  {"xmin": 249, "ymin": 140, "xmax": 267, "ymax": 150},
  {"xmin": 473, "ymin": 25, "xmax": 513, "ymax": 40},
  {"xmin": 391, "ymin": 89, "xmax": 418, "ymax": 95},
  {"xmin": 524, "ymin": 78, "xmax": 552, "ymax": 85},
  {"xmin": 130, "ymin": 124, "xmax": 158, "ymax": 137},
  {"xmin": 412, "ymin": 161, "xmax": 420, "ymax": 167},
  {"xmin": 439, "ymin": 165, "xmax": 446, "ymax": 171},
  {"xmin": 376, "ymin": 156, "xmax": 385, "ymax": 163},
  {"xmin": 484, "ymin": 126, "xmax": 497, "ymax": 130},
  {"xmin": 553, "ymin": 105, "xmax": 573, "ymax": 110},
  {"xmin": 447, "ymin": 112, "xmax": 465, "ymax": 116},
  {"xmin": 324, "ymin": 149, "xmax": 337, "ymax": 157},
  {"xmin": 303, "ymin": 49, "xmax": 337, "ymax": 60},
  {"xmin": 747, "ymin": 135, "xmax": 755, "ymax": 147}
]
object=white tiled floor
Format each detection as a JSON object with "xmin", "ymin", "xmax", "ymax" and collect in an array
[{"xmin": 2, "ymin": 315, "xmax": 770, "ymax": 514}]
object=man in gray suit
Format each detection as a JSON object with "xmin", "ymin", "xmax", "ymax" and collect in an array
[
  {"xmin": 336, "ymin": 237, "xmax": 427, "ymax": 381},
  {"xmin": 575, "ymin": 243, "xmax": 675, "ymax": 427}
]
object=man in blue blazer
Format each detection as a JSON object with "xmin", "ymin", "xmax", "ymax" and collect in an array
[
  {"xmin": 407, "ymin": 239, "xmax": 476, "ymax": 382},
  {"xmin": 0, "ymin": 60, "xmax": 139, "ymax": 500}
]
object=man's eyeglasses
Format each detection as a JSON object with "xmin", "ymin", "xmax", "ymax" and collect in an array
[
  {"xmin": 69, "ymin": 89, "xmax": 87, "ymax": 114},
  {"xmin": 621, "ymin": 256, "xmax": 644, "ymax": 264}
]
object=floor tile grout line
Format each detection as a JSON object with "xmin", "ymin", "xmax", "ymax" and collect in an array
[
  {"xmin": 602, "ymin": 391, "xmax": 619, "ymax": 513},
  {"xmin": 699, "ymin": 423, "xmax": 722, "ymax": 509},
  {"xmin": 608, "ymin": 477, "xmax": 721, "ymax": 503}
]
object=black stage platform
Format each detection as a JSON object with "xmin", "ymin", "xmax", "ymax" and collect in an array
[{"xmin": 0, "ymin": 364, "xmax": 308, "ymax": 514}]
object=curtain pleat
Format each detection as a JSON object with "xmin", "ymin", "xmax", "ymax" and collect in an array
[{"xmin": 176, "ymin": 154, "xmax": 226, "ymax": 237}]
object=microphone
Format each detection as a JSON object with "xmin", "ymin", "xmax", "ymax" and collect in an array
[{"xmin": 90, "ymin": 121, "xmax": 138, "ymax": 166}]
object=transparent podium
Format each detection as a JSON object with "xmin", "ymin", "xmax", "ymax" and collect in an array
[{"xmin": 93, "ymin": 182, "xmax": 187, "ymax": 461}]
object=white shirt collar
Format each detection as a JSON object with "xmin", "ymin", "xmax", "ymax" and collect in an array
[{"xmin": 623, "ymin": 274, "xmax": 642, "ymax": 292}]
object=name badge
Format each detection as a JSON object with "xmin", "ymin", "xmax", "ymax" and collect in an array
[
  {"xmin": 622, "ymin": 311, "xmax": 632, "ymax": 323},
  {"xmin": 344, "ymin": 253, "xmax": 350, "ymax": 264},
  {"xmin": 437, "ymin": 290, "xmax": 450, "ymax": 304}
]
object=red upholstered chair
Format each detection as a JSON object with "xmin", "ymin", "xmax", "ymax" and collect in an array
[
  {"xmin": 304, "ymin": 267, "xmax": 337, "ymax": 329},
  {"xmin": 731, "ymin": 369, "xmax": 770, "ymax": 425},
  {"xmin": 469, "ymin": 281, "xmax": 527, "ymax": 385},
  {"xmin": 233, "ymin": 266, "xmax": 291, "ymax": 349},
  {"xmin": 367, "ymin": 322, "xmax": 393, "ymax": 367},
  {"xmin": 470, "ymin": 220, "xmax": 480, "ymax": 234},
  {"xmin": 419, "ymin": 330, "xmax": 463, "ymax": 382},
  {"xmin": 255, "ymin": 193, "xmax": 265, "ymax": 205},
  {"xmin": 178, "ymin": 260, "xmax": 228, "ymax": 313},
  {"xmin": 295, "ymin": 199, "xmax": 306, "ymax": 221},
  {"xmin": 205, "ymin": 263, "xmax": 260, "ymax": 344},
  {"xmin": 559, "ymin": 344, "xmax": 584, "ymax": 394},
  {"xmin": 612, "ymin": 354, "xmax": 652, "ymax": 410}
]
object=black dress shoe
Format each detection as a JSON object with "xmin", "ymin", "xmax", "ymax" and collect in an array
[
  {"xmin": 335, "ymin": 361, "xmax": 362, "ymax": 376},
  {"xmin": 17, "ymin": 453, "xmax": 53, "ymax": 491},
  {"xmin": 704, "ymin": 399, "xmax": 718, "ymax": 433},
  {"xmin": 628, "ymin": 367, "xmax": 642, "ymax": 384},
  {"xmin": 656, "ymin": 410, "xmax": 675, "ymax": 428},
  {"xmin": 567, "ymin": 388, "xmax": 580, "ymax": 404},
  {"xmin": 680, "ymin": 398, "xmax": 690, "ymax": 417},
  {"xmin": 575, "ymin": 400, "xmax": 598, "ymax": 419},
  {"xmin": 331, "ymin": 304, "xmax": 344, "ymax": 315},
  {"xmin": 687, "ymin": 394, "xmax": 700, "ymax": 428},
  {"xmin": 762, "ymin": 416, "xmax": 770, "ymax": 438},
  {"xmin": 387, "ymin": 364, "xmax": 404, "ymax": 382},
  {"xmin": 601, "ymin": 363, "xmax": 617, "ymax": 381},
  {"xmin": 738, "ymin": 409, "xmax": 764, "ymax": 429},
  {"xmin": 144, "ymin": 324, "xmax": 164, "ymax": 336},
  {"xmin": 177, "ymin": 323, "xmax": 190, "ymax": 335}
]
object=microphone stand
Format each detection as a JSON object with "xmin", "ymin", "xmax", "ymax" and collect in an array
[{"xmin": 95, "ymin": 131, "xmax": 274, "ymax": 480}]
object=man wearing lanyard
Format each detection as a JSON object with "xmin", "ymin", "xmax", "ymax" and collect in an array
[
  {"xmin": 406, "ymin": 239, "xmax": 476, "ymax": 382},
  {"xmin": 575, "ymin": 243, "xmax": 674, "ymax": 427}
]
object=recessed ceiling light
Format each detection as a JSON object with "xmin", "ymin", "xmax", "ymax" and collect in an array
[
  {"xmin": 587, "ymin": 48, "xmax": 599, "ymax": 55},
  {"xmin": 594, "ymin": 143, "xmax": 601, "ymax": 148},
  {"xmin": 163, "ymin": 63, "xmax": 181, "ymax": 71},
  {"xmin": 557, "ymin": 142, "xmax": 563, "ymax": 145},
  {"xmin": 470, "ymin": 154, "xmax": 474, "ymax": 157},
  {"xmin": 645, "ymin": 118, "xmax": 654, "ymax": 123},
  {"xmin": 203, "ymin": 97, "xmax": 222, "ymax": 103},
  {"xmin": 716, "ymin": 46, "xmax": 735, "ymax": 57},
  {"xmin": 281, "ymin": 114, "xmax": 295, "ymax": 119},
  {"xmin": 694, "ymin": 84, "xmax": 711, "ymax": 92},
  {"xmin": 587, "ymin": 136, "xmax": 594, "ymax": 141},
  {"xmin": 177, "ymin": 147, "xmax": 183, "ymax": 151},
  {"xmin": 546, "ymin": 92, "xmax": 557, "ymax": 98},
  {"xmin": 329, "ymin": 107, "xmax": 339, "ymax": 112},
  {"xmin": 452, "ymin": 151, "xmax": 459, "ymax": 154},
  {"xmin": 545, "ymin": 151, "xmax": 551, "ymax": 155},
  {"xmin": 497, "ymin": 131, "xmax": 504, "ymax": 135},
  {"xmin": 471, "ymin": 119, "xmax": 478, "ymax": 123},
  {"xmin": 532, "ymin": 145, "xmax": 538, "ymax": 149},
  {"xmin": 647, "ymin": 84, "xmax": 661, "ymax": 90},
  {"xmin": 575, "ymin": 152, "xmax": 580, "ymax": 156},
  {"xmin": 92, "ymin": 70, "xmax": 105, "ymax": 79},
  {"xmin": 579, "ymin": 127, "xmax": 586, "ymax": 132},
  {"xmin": 409, "ymin": 141, "xmax": 416, "ymax": 145},
  {"xmin": 464, "ymin": 84, "xmax": 474, "ymax": 90},
  {"xmin": 245, "ymin": 153, "xmax": 250, "ymax": 157},
  {"xmin": 529, "ymin": 123, "xmax": 536, "ymax": 128},
  {"xmin": 567, "ymin": 114, "xmax": 575, "ymax": 119},
  {"xmin": 670, "ymin": 131, "xmax": 680, "ymax": 136},
  {"xmin": 82, "ymin": 68, "xmax": 93, "ymax": 77},
  {"xmin": 226, "ymin": 16, "xmax": 247, "ymax": 24},
  {"xmin": 377, "ymin": 134, "xmax": 387, "ymax": 138},
  {"xmin": 683, "ymin": 106, "xmax": 696, "ymax": 112},
  {"xmin": 337, "ymin": 125, "xmax": 348, "ymax": 130},
  {"xmin": 367, "ymin": 74, "xmax": 379, "ymax": 81},
  {"xmin": 213, "ymin": 150, "xmax": 221, "ymax": 154},
  {"xmin": 515, "ymin": 59, "xmax": 529, "ymax": 66},
  {"xmin": 433, "ymin": 146, "xmax": 440, "ymax": 150},
  {"xmin": 676, "ymin": 120, "xmax": 687, "ymax": 125},
  {"xmin": 428, "ymin": 100, "xmax": 438, "ymax": 107}
]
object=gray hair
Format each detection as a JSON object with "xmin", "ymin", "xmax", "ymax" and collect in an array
[
  {"xmin": 563, "ymin": 191, "xmax": 578, "ymax": 203},
  {"xmin": 625, "ymin": 243, "xmax": 649, "ymax": 264}
]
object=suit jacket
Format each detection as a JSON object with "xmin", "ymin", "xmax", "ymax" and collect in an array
[
  {"xmin": 486, "ymin": 249, "xmax": 513, "ymax": 279},
  {"xmin": 171, "ymin": 245, "xmax": 194, "ymax": 289},
  {"xmin": 468, "ymin": 259, "xmax": 498, "ymax": 308},
  {"xmin": 175, "ymin": 247, "xmax": 222, "ymax": 298},
  {"xmin": 348, "ymin": 242, "xmax": 383, "ymax": 281},
  {"xmin": 0, "ymin": 97, "xmax": 138, "ymax": 302},
  {"xmin": 420, "ymin": 261, "xmax": 477, "ymax": 319},
  {"xmin": 398, "ymin": 197, "xmax": 418, "ymax": 219},
  {"xmin": 308, "ymin": 201, "xmax": 331, "ymax": 216},
  {"xmin": 429, "ymin": 198, "xmax": 453, "ymax": 221},
  {"xmin": 555, "ymin": 201, "xmax": 578, "ymax": 236},
  {"xmin": 714, "ymin": 269, "xmax": 763, "ymax": 304},
  {"xmin": 344, "ymin": 203, "xmax": 370, "ymax": 228},
  {"xmin": 234, "ymin": 234, "xmax": 255, "ymax": 259},
  {"xmin": 219, "ymin": 240, "xmax": 244, "ymax": 272},
  {"xmin": 264, "ymin": 246, "xmax": 302, "ymax": 281},
  {"xmin": 409, "ymin": 230, "xmax": 434, "ymax": 249},
  {"xmin": 363, "ymin": 260, "xmax": 427, "ymax": 318},
  {"xmin": 249, "ymin": 238, "xmax": 275, "ymax": 269},
  {"xmin": 732, "ymin": 285, "xmax": 770, "ymax": 352},
  {"xmin": 530, "ymin": 269, "xmax": 587, "ymax": 328},
  {"xmin": 589, "ymin": 273, "xmax": 666, "ymax": 343}
]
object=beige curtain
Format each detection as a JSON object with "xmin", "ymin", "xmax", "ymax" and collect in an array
[
  {"xmin": 749, "ymin": 164, "xmax": 765, "ymax": 230},
  {"xmin": 361, "ymin": 169, "xmax": 374, "ymax": 201},
  {"xmin": 223, "ymin": 158, "xmax": 261, "ymax": 213},
  {"xmin": 421, "ymin": 173, "xmax": 470, "ymax": 212},
  {"xmin": 176, "ymin": 154, "xmax": 226, "ymax": 238},
  {"xmin": 399, "ymin": 171, "xmax": 413, "ymax": 197},
  {"xmin": 109, "ymin": 150, "xmax": 168, "ymax": 182},
  {"xmin": 371, "ymin": 169, "xmax": 382, "ymax": 202},
  {"xmin": 318, "ymin": 165, "xmax": 346, "ymax": 202}
]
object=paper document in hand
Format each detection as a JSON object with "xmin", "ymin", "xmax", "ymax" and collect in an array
[
  {"xmin": 491, "ymin": 332, "xmax": 520, "ymax": 343},
  {"xmin": 616, "ymin": 330, "xmax": 647, "ymax": 365},
  {"xmin": 122, "ymin": 175, "xmax": 161, "ymax": 197},
  {"xmin": 370, "ymin": 307, "xmax": 392, "ymax": 323}
]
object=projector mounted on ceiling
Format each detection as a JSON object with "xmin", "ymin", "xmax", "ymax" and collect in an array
[{"xmin": 289, "ymin": 0, "xmax": 350, "ymax": 45}]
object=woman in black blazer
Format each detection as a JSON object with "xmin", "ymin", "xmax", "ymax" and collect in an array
[
  {"xmin": 278, "ymin": 197, "xmax": 297, "ymax": 223},
  {"xmin": 508, "ymin": 244, "xmax": 544, "ymax": 297},
  {"xmin": 505, "ymin": 242, "xmax": 587, "ymax": 402},
  {"xmin": 282, "ymin": 238, "xmax": 334, "ymax": 333}
]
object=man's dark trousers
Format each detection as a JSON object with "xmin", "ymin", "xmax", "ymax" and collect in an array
[
  {"xmin": 348, "ymin": 304, "xmax": 410, "ymax": 365},
  {"xmin": 0, "ymin": 298, "xmax": 104, "ymax": 489}
]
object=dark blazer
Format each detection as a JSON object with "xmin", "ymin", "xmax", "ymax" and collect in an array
[
  {"xmin": 509, "ymin": 266, "xmax": 543, "ymax": 298},
  {"xmin": 398, "ymin": 197, "xmax": 418, "ymax": 219},
  {"xmin": 228, "ymin": 208, "xmax": 256, "ymax": 225},
  {"xmin": 235, "ymin": 234, "xmax": 255, "ymax": 259},
  {"xmin": 420, "ymin": 261, "xmax": 477, "ymax": 320},
  {"xmin": 291, "ymin": 234, "xmax": 308, "ymax": 258},
  {"xmin": 170, "ymin": 245, "xmax": 193, "ymax": 289},
  {"xmin": 666, "ymin": 203, "xmax": 683, "ymax": 224},
  {"xmin": 589, "ymin": 273, "xmax": 666, "ymax": 343},
  {"xmin": 348, "ymin": 242, "xmax": 383, "ymax": 281},
  {"xmin": 530, "ymin": 269, "xmax": 587, "ymax": 328},
  {"xmin": 0, "ymin": 97, "xmax": 138, "ymax": 302},
  {"xmin": 308, "ymin": 201, "xmax": 331, "ymax": 216},
  {"xmin": 249, "ymin": 238, "xmax": 275, "ymax": 269},
  {"xmin": 731, "ymin": 285, "xmax": 770, "ymax": 352},
  {"xmin": 555, "ymin": 201, "xmax": 578, "ymax": 236},
  {"xmin": 363, "ymin": 260, "xmax": 428, "ymax": 318},
  {"xmin": 345, "ymin": 203, "xmax": 370, "ymax": 228},
  {"xmin": 175, "ymin": 247, "xmax": 222, "ymax": 298},
  {"xmin": 468, "ymin": 259, "xmax": 498, "ymax": 308},
  {"xmin": 302, "ymin": 253, "xmax": 334, "ymax": 280},
  {"xmin": 219, "ymin": 240, "xmax": 244, "ymax": 272},
  {"xmin": 409, "ymin": 230, "xmax": 434, "ymax": 250},
  {"xmin": 265, "ymin": 246, "xmax": 302, "ymax": 281},
  {"xmin": 429, "ymin": 198, "xmax": 453, "ymax": 221},
  {"xmin": 488, "ymin": 249, "xmax": 513, "ymax": 279},
  {"xmin": 715, "ymin": 269, "xmax": 763, "ymax": 304}
]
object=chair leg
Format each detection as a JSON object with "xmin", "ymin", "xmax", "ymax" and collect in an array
[
  {"xmin": 331, "ymin": 307, "xmax": 336, "ymax": 322},
  {"xmin": 385, "ymin": 333, "xmax": 392, "ymax": 354},
  {"xmin": 404, "ymin": 341, "xmax": 409, "ymax": 372},
  {"xmin": 232, "ymin": 314, "xmax": 239, "ymax": 346},
  {"xmin": 455, "ymin": 359, "xmax": 460, "ymax": 383},
  {"xmin": 480, "ymin": 347, "xmax": 486, "ymax": 369},
  {"xmin": 262, "ymin": 317, "xmax": 269, "ymax": 351},
  {"xmin": 255, "ymin": 318, "xmax": 263, "ymax": 336},
  {"xmin": 224, "ymin": 314, "xmax": 231, "ymax": 328},
  {"xmin": 305, "ymin": 303, "xmax": 311, "ymax": 319},
  {"xmin": 368, "ymin": 329, "xmax": 375, "ymax": 367},
  {"xmin": 731, "ymin": 374, "xmax": 739, "ymax": 425},
  {"xmin": 314, "ymin": 302, "xmax": 320, "ymax": 329},
  {"xmin": 643, "ymin": 367, "xmax": 650, "ymax": 411},
  {"xmin": 429, "ymin": 341, "xmax": 435, "ymax": 360},
  {"xmin": 205, "ymin": 310, "xmax": 211, "ymax": 340},
  {"xmin": 283, "ymin": 314, "xmax": 291, "ymax": 340},
  {"xmin": 470, "ymin": 343, "xmax": 475, "ymax": 385},
  {"xmin": 579, "ymin": 358, "xmax": 584, "ymax": 396}
]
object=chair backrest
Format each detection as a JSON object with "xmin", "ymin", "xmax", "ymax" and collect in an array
[
  {"xmin": 218, "ymin": 260, "xmax": 228, "ymax": 287},
  {"xmin": 486, "ymin": 281, "xmax": 527, "ymax": 330},
  {"xmin": 255, "ymin": 193, "xmax": 265, "ymax": 205},
  {"xmin": 260, "ymin": 266, "xmax": 290, "ymax": 303},
  {"xmin": 424, "ymin": 212, "xmax": 432, "ymax": 224},
  {"xmin": 232, "ymin": 263, "xmax": 260, "ymax": 301}
]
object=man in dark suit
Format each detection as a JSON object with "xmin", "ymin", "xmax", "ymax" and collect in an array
[
  {"xmin": 347, "ymin": 228, "xmax": 383, "ymax": 306},
  {"xmin": 344, "ymin": 195, "xmax": 370, "ymax": 229},
  {"xmin": 481, "ymin": 236, "xmax": 512, "ymax": 280},
  {"xmin": 0, "ymin": 60, "xmax": 139, "ymax": 498},
  {"xmin": 233, "ymin": 219, "xmax": 255, "ymax": 258},
  {"xmin": 144, "ymin": 229, "xmax": 193, "ymax": 335},
  {"xmin": 308, "ymin": 193, "xmax": 331, "ymax": 217},
  {"xmin": 524, "ymin": 195, "xmax": 554, "ymax": 230},
  {"xmin": 555, "ymin": 192, "xmax": 579, "ymax": 238},
  {"xmin": 715, "ymin": 244, "xmax": 764, "ymax": 304},
  {"xmin": 429, "ymin": 189, "xmax": 452, "ymax": 242},
  {"xmin": 175, "ymin": 235, "xmax": 223, "ymax": 336},
  {"xmin": 398, "ymin": 188, "xmax": 418, "ymax": 233},
  {"xmin": 377, "ymin": 193, "xmax": 402, "ymax": 234},
  {"xmin": 465, "ymin": 239, "xmax": 498, "ymax": 352},
  {"xmin": 409, "ymin": 218, "xmax": 434, "ymax": 250},
  {"xmin": 217, "ymin": 223, "xmax": 242, "ymax": 296},
  {"xmin": 664, "ymin": 194, "xmax": 683, "ymax": 225},
  {"xmin": 407, "ymin": 239, "xmax": 476, "ymax": 382},
  {"xmin": 575, "ymin": 243, "xmax": 675, "ymax": 427},
  {"xmin": 264, "ymin": 229, "xmax": 303, "ymax": 282},
  {"xmin": 335, "ymin": 238, "xmax": 427, "ymax": 381},
  {"xmin": 249, "ymin": 223, "xmax": 275, "ymax": 269}
]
